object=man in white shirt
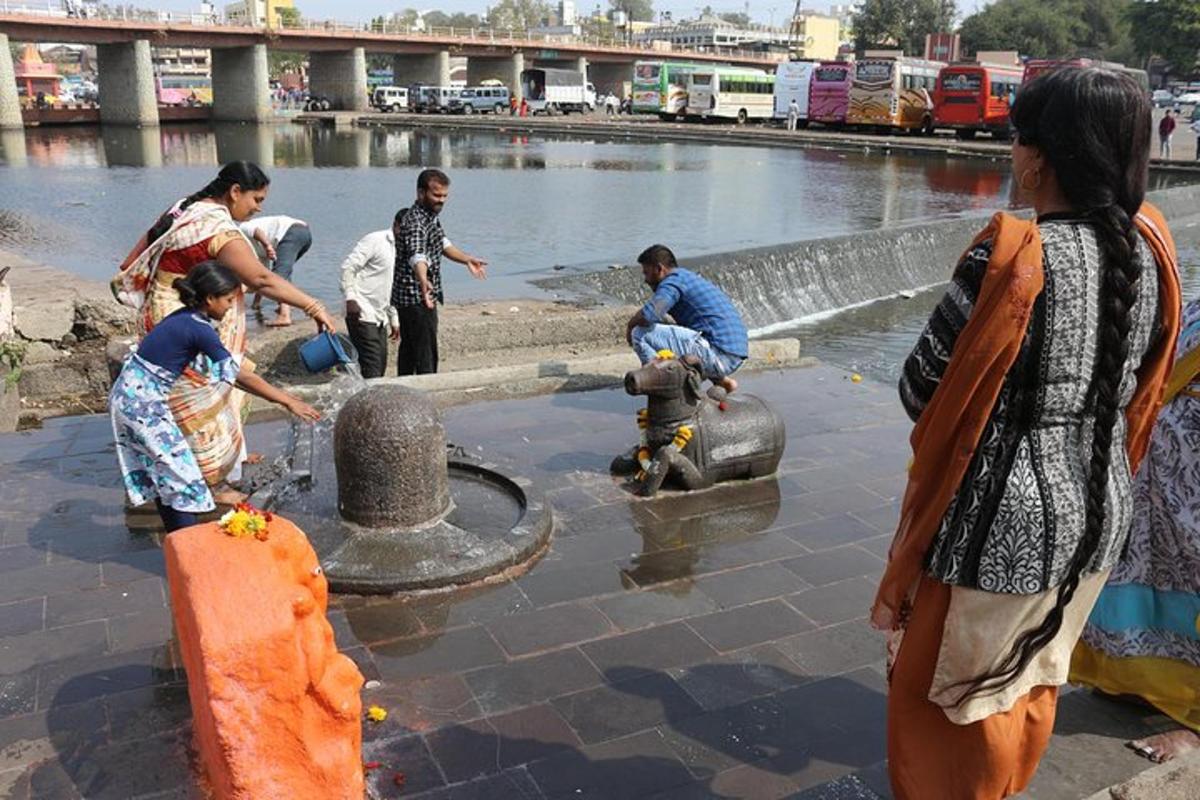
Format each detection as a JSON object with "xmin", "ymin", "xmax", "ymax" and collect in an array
[
  {"xmin": 240, "ymin": 215, "xmax": 311, "ymax": 327},
  {"xmin": 340, "ymin": 213, "xmax": 402, "ymax": 378},
  {"xmin": 1191, "ymin": 115, "xmax": 1200, "ymax": 162}
]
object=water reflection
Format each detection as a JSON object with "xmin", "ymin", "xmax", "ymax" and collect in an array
[
  {"xmin": 213, "ymin": 122, "xmax": 275, "ymax": 167},
  {"xmin": 0, "ymin": 129, "xmax": 26, "ymax": 168},
  {"xmin": 102, "ymin": 126, "xmax": 163, "ymax": 168}
]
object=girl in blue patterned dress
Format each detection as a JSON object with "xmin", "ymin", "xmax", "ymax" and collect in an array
[{"xmin": 110, "ymin": 261, "xmax": 320, "ymax": 532}]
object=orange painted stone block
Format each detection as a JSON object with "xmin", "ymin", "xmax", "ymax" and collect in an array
[{"xmin": 165, "ymin": 516, "xmax": 365, "ymax": 800}]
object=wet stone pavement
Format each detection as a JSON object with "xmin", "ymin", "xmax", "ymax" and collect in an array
[{"xmin": 0, "ymin": 364, "xmax": 1178, "ymax": 799}]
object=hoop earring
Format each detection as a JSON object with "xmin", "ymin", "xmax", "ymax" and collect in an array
[{"xmin": 1019, "ymin": 168, "xmax": 1042, "ymax": 192}]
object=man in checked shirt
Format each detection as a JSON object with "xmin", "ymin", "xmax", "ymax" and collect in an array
[{"xmin": 391, "ymin": 169, "xmax": 488, "ymax": 375}]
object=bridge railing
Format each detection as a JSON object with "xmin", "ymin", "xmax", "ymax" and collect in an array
[{"xmin": 0, "ymin": 2, "xmax": 782, "ymax": 62}]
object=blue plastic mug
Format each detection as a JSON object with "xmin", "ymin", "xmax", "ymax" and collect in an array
[{"xmin": 298, "ymin": 332, "xmax": 359, "ymax": 373}]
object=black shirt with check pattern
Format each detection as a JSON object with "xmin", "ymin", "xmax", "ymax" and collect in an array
[{"xmin": 391, "ymin": 202, "xmax": 446, "ymax": 308}]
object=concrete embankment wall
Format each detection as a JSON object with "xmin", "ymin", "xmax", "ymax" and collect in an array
[{"xmin": 537, "ymin": 183, "xmax": 1200, "ymax": 332}]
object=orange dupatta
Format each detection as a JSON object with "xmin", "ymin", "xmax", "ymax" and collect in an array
[{"xmin": 871, "ymin": 204, "xmax": 1182, "ymax": 630}]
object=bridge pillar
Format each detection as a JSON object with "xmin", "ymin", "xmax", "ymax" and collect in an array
[
  {"xmin": 309, "ymin": 48, "xmax": 368, "ymax": 111},
  {"xmin": 574, "ymin": 56, "xmax": 589, "ymax": 83},
  {"xmin": 0, "ymin": 34, "xmax": 22, "ymax": 131},
  {"xmin": 212, "ymin": 45, "xmax": 271, "ymax": 122},
  {"xmin": 591, "ymin": 62, "xmax": 630, "ymax": 97},
  {"xmin": 97, "ymin": 40, "xmax": 158, "ymax": 127},
  {"xmin": 465, "ymin": 56, "xmax": 508, "ymax": 87},
  {"xmin": 509, "ymin": 52, "xmax": 525, "ymax": 103},
  {"xmin": 391, "ymin": 51, "xmax": 450, "ymax": 88}
]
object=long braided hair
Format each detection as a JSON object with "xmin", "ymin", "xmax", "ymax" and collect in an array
[
  {"xmin": 145, "ymin": 161, "xmax": 270, "ymax": 242},
  {"xmin": 957, "ymin": 67, "xmax": 1152, "ymax": 701}
]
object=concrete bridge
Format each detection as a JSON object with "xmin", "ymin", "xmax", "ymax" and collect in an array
[{"xmin": 0, "ymin": 12, "xmax": 781, "ymax": 129}]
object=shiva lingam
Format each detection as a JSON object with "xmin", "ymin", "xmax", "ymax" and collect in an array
[
  {"xmin": 253, "ymin": 384, "xmax": 552, "ymax": 593},
  {"xmin": 611, "ymin": 357, "xmax": 785, "ymax": 497}
]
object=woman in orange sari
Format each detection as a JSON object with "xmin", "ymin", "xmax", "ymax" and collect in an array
[
  {"xmin": 114, "ymin": 161, "xmax": 335, "ymax": 504},
  {"xmin": 875, "ymin": 68, "xmax": 1181, "ymax": 798}
]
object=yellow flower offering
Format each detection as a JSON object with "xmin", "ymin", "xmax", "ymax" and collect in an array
[
  {"xmin": 851, "ymin": 373, "xmax": 863, "ymax": 383},
  {"xmin": 655, "ymin": 349, "xmax": 676, "ymax": 360},
  {"xmin": 366, "ymin": 705, "xmax": 388, "ymax": 723},
  {"xmin": 218, "ymin": 504, "xmax": 271, "ymax": 541}
]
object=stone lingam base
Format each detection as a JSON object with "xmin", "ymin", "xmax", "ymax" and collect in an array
[{"xmin": 251, "ymin": 384, "xmax": 553, "ymax": 594}]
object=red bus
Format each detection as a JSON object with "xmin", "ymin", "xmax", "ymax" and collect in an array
[{"xmin": 934, "ymin": 63, "xmax": 1023, "ymax": 139}]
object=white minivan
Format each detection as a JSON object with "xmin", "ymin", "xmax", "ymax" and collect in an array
[{"xmin": 372, "ymin": 86, "xmax": 408, "ymax": 113}]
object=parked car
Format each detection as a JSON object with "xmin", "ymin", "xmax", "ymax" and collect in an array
[
  {"xmin": 372, "ymin": 86, "xmax": 408, "ymax": 112},
  {"xmin": 448, "ymin": 86, "xmax": 511, "ymax": 114},
  {"xmin": 410, "ymin": 85, "xmax": 460, "ymax": 113},
  {"xmin": 1176, "ymin": 92, "xmax": 1200, "ymax": 106},
  {"xmin": 304, "ymin": 95, "xmax": 332, "ymax": 112},
  {"xmin": 1152, "ymin": 89, "xmax": 1175, "ymax": 108}
]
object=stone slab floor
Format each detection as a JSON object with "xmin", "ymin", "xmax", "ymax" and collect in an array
[{"xmin": 0, "ymin": 364, "xmax": 1178, "ymax": 799}]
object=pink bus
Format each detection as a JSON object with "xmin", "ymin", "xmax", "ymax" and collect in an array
[{"xmin": 808, "ymin": 61, "xmax": 853, "ymax": 126}]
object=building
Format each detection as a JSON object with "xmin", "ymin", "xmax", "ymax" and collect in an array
[
  {"xmin": 633, "ymin": 15, "xmax": 794, "ymax": 52},
  {"xmin": 789, "ymin": 13, "xmax": 841, "ymax": 60},
  {"xmin": 924, "ymin": 32, "xmax": 960, "ymax": 63},
  {"xmin": 224, "ymin": 0, "xmax": 295, "ymax": 28},
  {"xmin": 153, "ymin": 47, "xmax": 211, "ymax": 78}
]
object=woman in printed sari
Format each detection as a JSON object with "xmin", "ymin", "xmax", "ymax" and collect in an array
[
  {"xmin": 113, "ymin": 161, "xmax": 335, "ymax": 505},
  {"xmin": 1070, "ymin": 297, "xmax": 1200, "ymax": 764},
  {"xmin": 874, "ymin": 68, "xmax": 1181, "ymax": 798}
]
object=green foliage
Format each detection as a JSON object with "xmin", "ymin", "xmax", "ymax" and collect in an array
[
  {"xmin": 423, "ymin": 10, "xmax": 485, "ymax": 29},
  {"xmin": 852, "ymin": 0, "xmax": 958, "ymax": 56},
  {"xmin": 958, "ymin": 0, "xmax": 1135, "ymax": 61},
  {"xmin": 0, "ymin": 340, "xmax": 26, "ymax": 394},
  {"xmin": 1128, "ymin": 0, "xmax": 1200, "ymax": 76},
  {"xmin": 718, "ymin": 12, "xmax": 751, "ymax": 26},
  {"xmin": 275, "ymin": 5, "xmax": 301, "ymax": 27},
  {"xmin": 486, "ymin": 0, "xmax": 552, "ymax": 29},
  {"xmin": 609, "ymin": 0, "xmax": 654, "ymax": 23},
  {"xmin": 268, "ymin": 50, "xmax": 305, "ymax": 78}
]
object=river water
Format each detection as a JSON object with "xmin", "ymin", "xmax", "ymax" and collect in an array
[{"xmin": 0, "ymin": 121, "xmax": 1029, "ymax": 303}]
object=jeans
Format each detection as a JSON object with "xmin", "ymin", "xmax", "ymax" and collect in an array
[
  {"xmin": 632, "ymin": 323, "xmax": 744, "ymax": 379},
  {"xmin": 1159, "ymin": 134, "xmax": 1173, "ymax": 159},
  {"xmin": 397, "ymin": 304, "xmax": 438, "ymax": 375},
  {"xmin": 155, "ymin": 498, "xmax": 196, "ymax": 532},
  {"xmin": 348, "ymin": 318, "xmax": 389, "ymax": 379},
  {"xmin": 272, "ymin": 224, "xmax": 312, "ymax": 281}
]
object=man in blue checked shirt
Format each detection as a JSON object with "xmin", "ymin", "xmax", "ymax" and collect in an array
[{"xmin": 624, "ymin": 244, "xmax": 749, "ymax": 393}]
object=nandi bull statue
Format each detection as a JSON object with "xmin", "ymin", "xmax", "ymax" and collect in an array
[{"xmin": 611, "ymin": 355, "xmax": 785, "ymax": 497}]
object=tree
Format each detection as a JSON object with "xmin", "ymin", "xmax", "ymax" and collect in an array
[
  {"xmin": 423, "ymin": 10, "xmax": 484, "ymax": 30},
  {"xmin": 268, "ymin": 50, "xmax": 305, "ymax": 79},
  {"xmin": 275, "ymin": 6, "xmax": 301, "ymax": 27},
  {"xmin": 609, "ymin": 0, "xmax": 654, "ymax": 23},
  {"xmin": 957, "ymin": 0, "xmax": 1135, "ymax": 61},
  {"xmin": 1127, "ymin": 0, "xmax": 1200, "ymax": 76},
  {"xmin": 486, "ymin": 0, "xmax": 552, "ymax": 29},
  {"xmin": 852, "ymin": 0, "xmax": 958, "ymax": 56}
]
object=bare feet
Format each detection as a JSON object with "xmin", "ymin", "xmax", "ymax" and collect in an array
[
  {"xmin": 1128, "ymin": 729, "xmax": 1200, "ymax": 763},
  {"xmin": 212, "ymin": 488, "xmax": 249, "ymax": 506},
  {"xmin": 717, "ymin": 376, "xmax": 738, "ymax": 394},
  {"xmin": 265, "ymin": 313, "xmax": 293, "ymax": 327}
]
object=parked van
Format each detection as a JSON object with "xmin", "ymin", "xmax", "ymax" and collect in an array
[
  {"xmin": 410, "ymin": 85, "xmax": 460, "ymax": 113},
  {"xmin": 372, "ymin": 86, "xmax": 408, "ymax": 112},
  {"xmin": 449, "ymin": 86, "xmax": 511, "ymax": 114}
]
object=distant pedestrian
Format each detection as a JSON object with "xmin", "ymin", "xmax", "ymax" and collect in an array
[
  {"xmin": 509, "ymin": 95, "xmax": 518, "ymax": 116},
  {"xmin": 519, "ymin": 97, "xmax": 528, "ymax": 117},
  {"xmin": 340, "ymin": 217, "xmax": 402, "ymax": 379},
  {"xmin": 786, "ymin": 97, "xmax": 800, "ymax": 131},
  {"xmin": 391, "ymin": 169, "xmax": 488, "ymax": 375},
  {"xmin": 239, "ymin": 215, "xmax": 312, "ymax": 326},
  {"xmin": 1159, "ymin": 110, "xmax": 1176, "ymax": 158},
  {"xmin": 605, "ymin": 92, "xmax": 618, "ymax": 115},
  {"xmin": 1191, "ymin": 116, "xmax": 1200, "ymax": 161}
]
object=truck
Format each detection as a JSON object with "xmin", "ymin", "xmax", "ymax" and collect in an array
[{"xmin": 520, "ymin": 67, "xmax": 596, "ymax": 115}]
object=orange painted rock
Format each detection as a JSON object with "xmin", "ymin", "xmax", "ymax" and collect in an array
[{"xmin": 165, "ymin": 515, "xmax": 364, "ymax": 800}]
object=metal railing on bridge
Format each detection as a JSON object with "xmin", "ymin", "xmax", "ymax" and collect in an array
[{"xmin": 0, "ymin": 0, "xmax": 782, "ymax": 62}]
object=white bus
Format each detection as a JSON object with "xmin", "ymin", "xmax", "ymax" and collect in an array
[
  {"xmin": 773, "ymin": 61, "xmax": 815, "ymax": 124},
  {"xmin": 685, "ymin": 67, "xmax": 775, "ymax": 123}
]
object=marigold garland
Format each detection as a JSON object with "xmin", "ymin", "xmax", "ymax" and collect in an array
[
  {"xmin": 366, "ymin": 705, "xmax": 388, "ymax": 723},
  {"xmin": 218, "ymin": 502, "xmax": 273, "ymax": 541}
]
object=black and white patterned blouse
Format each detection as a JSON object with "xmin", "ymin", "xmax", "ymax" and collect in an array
[
  {"xmin": 900, "ymin": 215, "xmax": 1164, "ymax": 595},
  {"xmin": 392, "ymin": 203, "xmax": 452, "ymax": 308}
]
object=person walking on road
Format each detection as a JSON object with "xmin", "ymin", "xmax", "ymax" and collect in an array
[
  {"xmin": 391, "ymin": 169, "xmax": 488, "ymax": 375},
  {"xmin": 240, "ymin": 214, "xmax": 312, "ymax": 326},
  {"xmin": 786, "ymin": 98, "xmax": 800, "ymax": 131},
  {"xmin": 1191, "ymin": 115, "xmax": 1200, "ymax": 161},
  {"xmin": 340, "ymin": 214, "xmax": 403, "ymax": 379},
  {"xmin": 1159, "ymin": 109, "xmax": 1176, "ymax": 159}
]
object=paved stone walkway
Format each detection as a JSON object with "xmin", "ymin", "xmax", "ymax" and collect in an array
[{"xmin": 0, "ymin": 364, "xmax": 1178, "ymax": 799}]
